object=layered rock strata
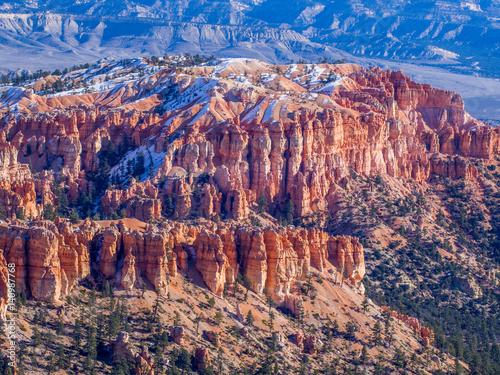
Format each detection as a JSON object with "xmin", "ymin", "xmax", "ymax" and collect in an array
[
  {"xmin": 0, "ymin": 60, "xmax": 495, "ymax": 221},
  {"xmin": 0, "ymin": 219, "xmax": 364, "ymax": 313}
]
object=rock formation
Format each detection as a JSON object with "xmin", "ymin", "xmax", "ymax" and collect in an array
[
  {"xmin": 170, "ymin": 326, "xmax": 185, "ymax": 346},
  {"xmin": 194, "ymin": 224, "xmax": 365, "ymax": 307},
  {"xmin": 204, "ymin": 330, "xmax": 220, "ymax": 347},
  {"xmin": 0, "ymin": 216, "xmax": 365, "ymax": 316},
  {"xmin": 101, "ymin": 179, "xmax": 162, "ymax": 222},
  {"xmin": 381, "ymin": 306, "xmax": 435, "ymax": 346},
  {"xmin": 135, "ymin": 346, "xmax": 154, "ymax": 375},
  {"xmin": 110, "ymin": 331, "xmax": 133, "ymax": 362},
  {"xmin": 303, "ymin": 335, "xmax": 317, "ymax": 355},
  {"xmin": 0, "ymin": 59, "xmax": 494, "ymax": 224},
  {"xmin": 194, "ymin": 347, "xmax": 211, "ymax": 372}
]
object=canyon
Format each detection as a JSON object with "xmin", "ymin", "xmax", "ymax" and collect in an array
[{"xmin": 0, "ymin": 56, "xmax": 498, "ymax": 374}]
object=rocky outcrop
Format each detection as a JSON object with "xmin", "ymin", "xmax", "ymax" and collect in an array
[
  {"xmin": 328, "ymin": 236, "xmax": 365, "ymax": 287},
  {"xmin": 194, "ymin": 347, "xmax": 211, "ymax": 372},
  {"xmin": 27, "ymin": 226, "xmax": 64, "ymax": 302},
  {"xmin": 381, "ymin": 306, "xmax": 435, "ymax": 347},
  {"xmin": 193, "ymin": 224, "xmax": 365, "ymax": 309},
  {"xmin": 101, "ymin": 221, "xmax": 175, "ymax": 294},
  {"xmin": 0, "ymin": 217, "xmax": 363, "ymax": 311},
  {"xmin": 101, "ymin": 179, "xmax": 162, "ymax": 222},
  {"xmin": 100, "ymin": 226, "xmax": 120, "ymax": 279},
  {"xmin": 111, "ymin": 332, "xmax": 133, "ymax": 362},
  {"xmin": 135, "ymin": 346, "xmax": 154, "ymax": 375},
  {"xmin": 454, "ymin": 276, "xmax": 483, "ymax": 299},
  {"xmin": 193, "ymin": 230, "xmax": 233, "ymax": 297},
  {"xmin": 303, "ymin": 335, "xmax": 317, "ymax": 355},
  {"xmin": 170, "ymin": 326, "xmax": 185, "ymax": 345},
  {"xmin": 0, "ymin": 60, "xmax": 493, "ymax": 222},
  {"xmin": 294, "ymin": 331, "xmax": 304, "ymax": 348},
  {"xmin": 0, "ymin": 219, "xmax": 100, "ymax": 303},
  {"xmin": 0, "ymin": 139, "xmax": 40, "ymax": 219},
  {"xmin": 204, "ymin": 331, "xmax": 220, "ymax": 347}
]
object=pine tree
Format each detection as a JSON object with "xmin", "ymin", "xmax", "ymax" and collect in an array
[
  {"xmin": 173, "ymin": 311, "xmax": 181, "ymax": 326},
  {"xmin": 346, "ymin": 321, "xmax": 356, "ymax": 341},
  {"xmin": 360, "ymin": 346, "xmax": 369, "ymax": 365},
  {"xmin": 393, "ymin": 347, "xmax": 406, "ymax": 368},
  {"xmin": 103, "ymin": 280, "xmax": 112, "ymax": 297},
  {"xmin": 370, "ymin": 323, "xmax": 381, "ymax": 347},
  {"xmin": 296, "ymin": 298, "xmax": 305, "ymax": 327},
  {"xmin": 269, "ymin": 310, "xmax": 275, "ymax": 332},
  {"xmin": 246, "ymin": 310, "xmax": 255, "ymax": 326},
  {"xmin": 361, "ymin": 297, "xmax": 370, "ymax": 313},
  {"xmin": 43, "ymin": 203, "xmax": 56, "ymax": 221},
  {"xmin": 154, "ymin": 345, "xmax": 164, "ymax": 374},
  {"xmin": 32, "ymin": 328, "xmax": 42, "ymax": 348},
  {"xmin": 257, "ymin": 190, "xmax": 268, "ymax": 214},
  {"xmin": 56, "ymin": 344, "xmax": 66, "ymax": 369},
  {"xmin": 56, "ymin": 318, "xmax": 64, "ymax": 336},
  {"xmin": 134, "ymin": 152, "xmax": 146, "ymax": 178},
  {"xmin": 69, "ymin": 209, "xmax": 80, "ymax": 223},
  {"xmin": 214, "ymin": 311, "xmax": 224, "ymax": 326},
  {"xmin": 284, "ymin": 196, "xmax": 294, "ymax": 224},
  {"xmin": 86, "ymin": 325, "xmax": 97, "ymax": 361},
  {"xmin": 194, "ymin": 314, "xmax": 203, "ymax": 334},
  {"xmin": 240, "ymin": 275, "xmax": 253, "ymax": 301},
  {"xmin": 164, "ymin": 195, "xmax": 174, "ymax": 217},
  {"xmin": 331, "ymin": 319, "xmax": 339, "ymax": 336}
]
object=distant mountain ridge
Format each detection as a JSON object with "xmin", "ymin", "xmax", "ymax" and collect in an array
[
  {"xmin": 0, "ymin": 0, "xmax": 499, "ymax": 77},
  {"xmin": 1, "ymin": 0, "xmax": 500, "ymax": 123}
]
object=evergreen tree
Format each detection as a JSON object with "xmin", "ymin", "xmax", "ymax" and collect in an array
[
  {"xmin": 55, "ymin": 344, "xmax": 66, "ymax": 369},
  {"xmin": 360, "ymin": 346, "xmax": 369, "ymax": 365},
  {"xmin": 371, "ymin": 321, "xmax": 382, "ymax": 346},
  {"xmin": 134, "ymin": 152, "xmax": 146, "ymax": 178},
  {"xmin": 284, "ymin": 196, "xmax": 294, "ymax": 224},
  {"xmin": 56, "ymin": 318, "xmax": 64, "ymax": 336},
  {"xmin": 239, "ymin": 275, "xmax": 253, "ymax": 301},
  {"xmin": 154, "ymin": 345, "xmax": 164, "ymax": 374},
  {"xmin": 69, "ymin": 209, "xmax": 80, "ymax": 223},
  {"xmin": 164, "ymin": 195, "xmax": 174, "ymax": 217},
  {"xmin": 86, "ymin": 324, "xmax": 97, "ymax": 360},
  {"xmin": 257, "ymin": 191, "xmax": 267, "ymax": 214},
  {"xmin": 346, "ymin": 321, "xmax": 356, "ymax": 341},
  {"xmin": 393, "ymin": 347, "xmax": 406, "ymax": 369},
  {"xmin": 246, "ymin": 310, "xmax": 255, "ymax": 326},
  {"xmin": 103, "ymin": 281, "xmax": 112, "ymax": 297},
  {"xmin": 214, "ymin": 311, "xmax": 224, "ymax": 326},
  {"xmin": 361, "ymin": 297, "xmax": 370, "ymax": 313},
  {"xmin": 44, "ymin": 203, "xmax": 56, "ymax": 221}
]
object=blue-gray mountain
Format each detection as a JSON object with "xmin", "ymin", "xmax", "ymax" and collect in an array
[{"xmin": 0, "ymin": 0, "xmax": 499, "ymax": 78}]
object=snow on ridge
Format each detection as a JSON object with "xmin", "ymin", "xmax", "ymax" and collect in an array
[
  {"xmin": 261, "ymin": 100, "xmax": 278, "ymax": 123},
  {"xmin": 313, "ymin": 77, "xmax": 344, "ymax": 94},
  {"xmin": 110, "ymin": 144, "xmax": 167, "ymax": 184}
]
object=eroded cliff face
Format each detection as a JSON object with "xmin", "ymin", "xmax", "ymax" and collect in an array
[
  {"xmin": 0, "ymin": 218, "xmax": 100, "ymax": 303},
  {"xmin": 0, "ymin": 218, "xmax": 364, "ymax": 314},
  {"xmin": 0, "ymin": 59, "xmax": 495, "ymax": 222}
]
